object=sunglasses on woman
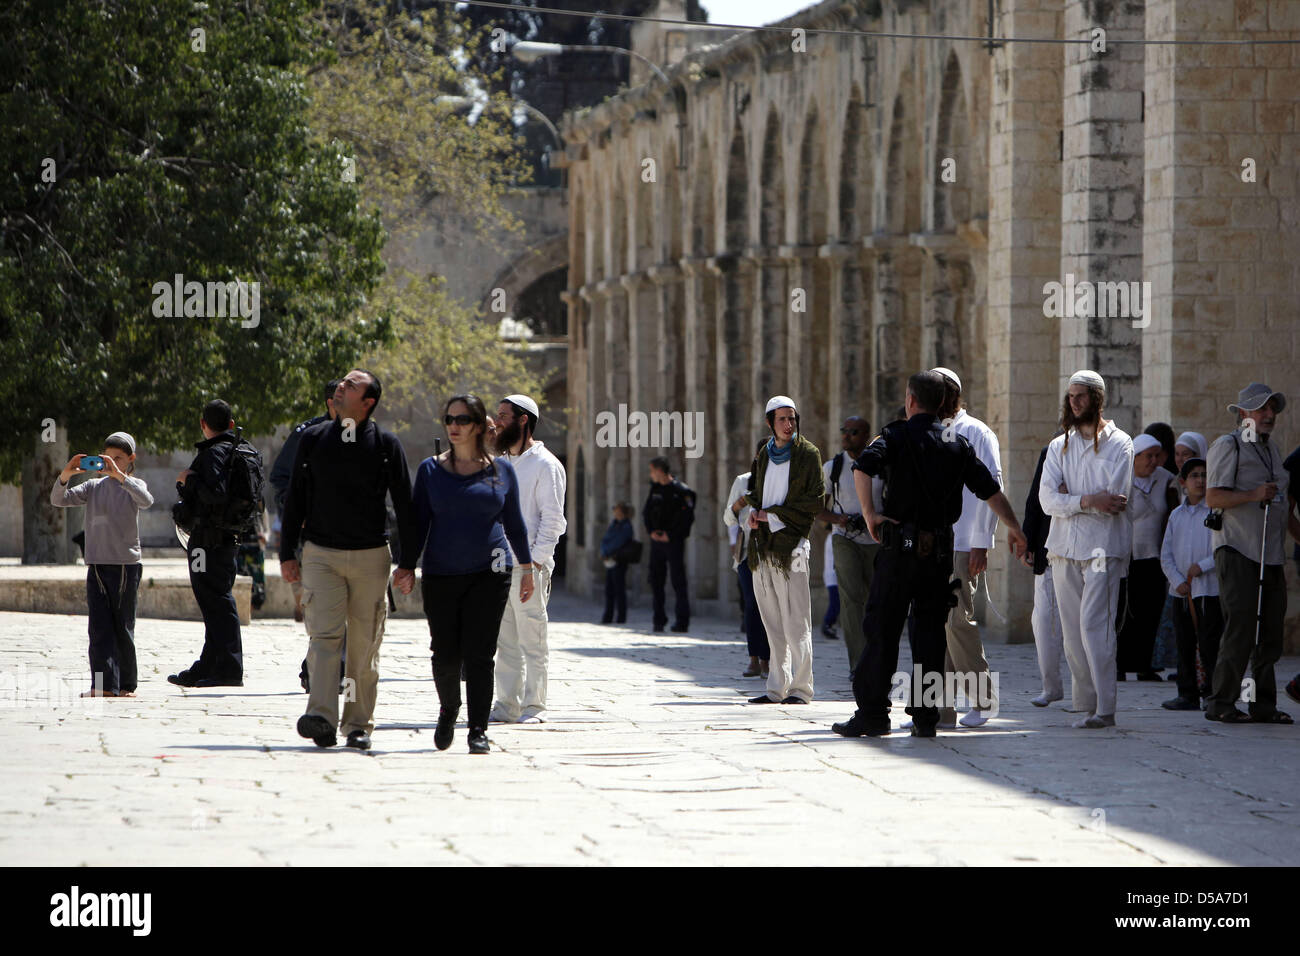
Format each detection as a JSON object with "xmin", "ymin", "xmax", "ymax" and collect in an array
[{"xmin": 444, "ymin": 414, "xmax": 475, "ymax": 426}]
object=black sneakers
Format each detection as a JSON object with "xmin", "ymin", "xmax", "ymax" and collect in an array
[
  {"xmin": 297, "ymin": 714, "xmax": 337, "ymax": 748},
  {"xmin": 748, "ymin": 694, "xmax": 780, "ymax": 704},
  {"xmin": 346, "ymin": 730, "xmax": 371, "ymax": 751},
  {"xmin": 467, "ymin": 728, "xmax": 490, "ymax": 754}
]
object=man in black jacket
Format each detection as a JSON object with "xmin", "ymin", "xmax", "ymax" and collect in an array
[
  {"xmin": 168, "ymin": 399, "xmax": 248, "ymax": 688},
  {"xmin": 1021, "ymin": 441, "xmax": 1065, "ymax": 707},
  {"xmin": 279, "ymin": 369, "xmax": 419, "ymax": 750},
  {"xmin": 644, "ymin": 456, "xmax": 696, "ymax": 632}
]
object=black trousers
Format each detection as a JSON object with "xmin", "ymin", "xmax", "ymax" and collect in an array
[
  {"xmin": 189, "ymin": 537, "xmax": 243, "ymax": 680},
  {"xmin": 1116, "ymin": 557, "xmax": 1166, "ymax": 674},
  {"xmin": 603, "ymin": 562, "xmax": 628, "ymax": 621},
  {"xmin": 422, "ymin": 570, "xmax": 512, "ymax": 731},
  {"xmin": 737, "ymin": 562, "xmax": 769, "ymax": 660},
  {"xmin": 649, "ymin": 538, "xmax": 689, "ymax": 628},
  {"xmin": 1172, "ymin": 594, "xmax": 1224, "ymax": 700},
  {"xmin": 86, "ymin": 564, "xmax": 142, "ymax": 694},
  {"xmin": 853, "ymin": 546, "xmax": 954, "ymax": 729}
]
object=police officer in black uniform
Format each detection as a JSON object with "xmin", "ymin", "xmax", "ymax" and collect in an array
[
  {"xmin": 832, "ymin": 371, "xmax": 1028, "ymax": 738},
  {"xmin": 643, "ymin": 456, "xmax": 696, "ymax": 632}
]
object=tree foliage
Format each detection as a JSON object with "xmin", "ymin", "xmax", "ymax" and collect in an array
[{"xmin": 0, "ymin": 0, "xmax": 389, "ymax": 479}]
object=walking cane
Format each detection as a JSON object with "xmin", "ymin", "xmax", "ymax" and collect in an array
[{"xmin": 1254, "ymin": 502, "xmax": 1270, "ymax": 649}]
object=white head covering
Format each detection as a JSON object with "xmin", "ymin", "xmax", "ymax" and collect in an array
[
  {"xmin": 1175, "ymin": 431, "xmax": 1207, "ymax": 460},
  {"xmin": 931, "ymin": 367, "xmax": 962, "ymax": 391},
  {"xmin": 502, "ymin": 394, "xmax": 539, "ymax": 419},
  {"xmin": 105, "ymin": 431, "xmax": 136, "ymax": 455},
  {"xmin": 1068, "ymin": 369, "xmax": 1106, "ymax": 393},
  {"xmin": 1132, "ymin": 434, "xmax": 1161, "ymax": 456},
  {"xmin": 765, "ymin": 395, "xmax": 797, "ymax": 415}
]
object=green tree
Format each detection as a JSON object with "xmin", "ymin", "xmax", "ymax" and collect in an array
[{"xmin": 0, "ymin": 0, "xmax": 390, "ymax": 481}]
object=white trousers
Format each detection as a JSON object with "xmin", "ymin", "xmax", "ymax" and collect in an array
[
  {"xmin": 1032, "ymin": 566, "xmax": 1066, "ymax": 700},
  {"xmin": 753, "ymin": 561, "xmax": 813, "ymax": 702},
  {"xmin": 493, "ymin": 565, "xmax": 552, "ymax": 720},
  {"xmin": 1049, "ymin": 555, "xmax": 1122, "ymax": 717}
]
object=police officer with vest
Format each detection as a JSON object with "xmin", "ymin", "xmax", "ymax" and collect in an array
[{"xmin": 832, "ymin": 371, "xmax": 1028, "ymax": 738}]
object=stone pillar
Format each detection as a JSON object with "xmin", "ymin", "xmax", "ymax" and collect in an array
[
  {"xmin": 1059, "ymin": 0, "xmax": 1145, "ymax": 436},
  {"xmin": 681, "ymin": 257, "xmax": 722, "ymax": 600},
  {"xmin": 985, "ymin": 0, "xmax": 1065, "ymax": 643},
  {"xmin": 580, "ymin": 283, "xmax": 610, "ymax": 600},
  {"xmin": 867, "ymin": 238, "xmax": 907, "ymax": 430},
  {"xmin": 754, "ymin": 250, "xmax": 789, "ymax": 410},
  {"xmin": 622, "ymin": 272, "xmax": 653, "ymax": 497},
  {"xmin": 913, "ymin": 233, "xmax": 969, "ymax": 375}
]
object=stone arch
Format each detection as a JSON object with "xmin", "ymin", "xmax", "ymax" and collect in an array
[
  {"xmin": 839, "ymin": 85, "xmax": 871, "ymax": 240},
  {"xmin": 935, "ymin": 50, "xmax": 972, "ymax": 232},
  {"xmin": 480, "ymin": 234, "xmax": 570, "ymax": 327},
  {"xmin": 797, "ymin": 106, "xmax": 829, "ymax": 246},
  {"xmin": 725, "ymin": 121, "xmax": 750, "ymax": 252},
  {"xmin": 760, "ymin": 107, "xmax": 785, "ymax": 248}
]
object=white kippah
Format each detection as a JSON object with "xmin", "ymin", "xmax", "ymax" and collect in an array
[
  {"xmin": 502, "ymin": 394, "xmax": 539, "ymax": 418},
  {"xmin": 931, "ymin": 367, "xmax": 961, "ymax": 391},
  {"xmin": 105, "ymin": 431, "xmax": 136, "ymax": 455},
  {"xmin": 765, "ymin": 395, "xmax": 797, "ymax": 415},
  {"xmin": 1068, "ymin": 369, "xmax": 1106, "ymax": 393},
  {"xmin": 1132, "ymin": 434, "xmax": 1161, "ymax": 456}
]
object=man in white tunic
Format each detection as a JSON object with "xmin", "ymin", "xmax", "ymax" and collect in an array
[
  {"xmin": 931, "ymin": 368, "xmax": 1002, "ymax": 727},
  {"xmin": 1039, "ymin": 370, "xmax": 1134, "ymax": 728},
  {"xmin": 491, "ymin": 394, "xmax": 567, "ymax": 724}
]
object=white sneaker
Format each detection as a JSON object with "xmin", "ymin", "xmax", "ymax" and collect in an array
[
  {"xmin": 488, "ymin": 709, "xmax": 513, "ymax": 724},
  {"xmin": 517, "ymin": 714, "xmax": 544, "ymax": 724},
  {"xmin": 959, "ymin": 709, "xmax": 989, "ymax": 728},
  {"xmin": 1030, "ymin": 693, "xmax": 1063, "ymax": 707},
  {"xmin": 1071, "ymin": 713, "xmax": 1097, "ymax": 728}
]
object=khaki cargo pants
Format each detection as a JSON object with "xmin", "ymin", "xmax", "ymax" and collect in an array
[{"xmin": 301, "ymin": 541, "xmax": 392, "ymax": 736}]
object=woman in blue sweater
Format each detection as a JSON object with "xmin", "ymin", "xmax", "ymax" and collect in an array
[{"xmin": 412, "ymin": 395, "xmax": 534, "ymax": 754}]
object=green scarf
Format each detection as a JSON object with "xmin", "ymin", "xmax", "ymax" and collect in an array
[{"xmin": 744, "ymin": 434, "xmax": 825, "ymax": 576}]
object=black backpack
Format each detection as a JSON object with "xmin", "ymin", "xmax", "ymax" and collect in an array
[{"xmin": 213, "ymin": 427, "xmax": 266, "ymax": 534}]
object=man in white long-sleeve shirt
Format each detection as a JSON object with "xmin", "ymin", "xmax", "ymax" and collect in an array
[
  {"xmin": 491, "ymin": 394, "xmax": 567, "ymax": 724},
  {"xmin": 931, "ymin": 368, "xmax": 1002, "ymax": 727},
  {"xmin": 1039, "ymin": 370, "xmax": 1134, "ymax": 729}
]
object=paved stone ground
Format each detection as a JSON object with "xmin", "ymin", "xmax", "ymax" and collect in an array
[{"xmin": 1, "ymin": 590, "xmax": 1297, "ymax": 866}]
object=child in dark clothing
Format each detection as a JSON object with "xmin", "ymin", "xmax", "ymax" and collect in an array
[{"xmin": 49, "ymin": 432, "xmax": 153, "ymax": 697}]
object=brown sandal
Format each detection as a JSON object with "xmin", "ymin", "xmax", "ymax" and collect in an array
[{"xmin": 1205, "ymin": 709, "xmax": 1252, "ymax": 723}]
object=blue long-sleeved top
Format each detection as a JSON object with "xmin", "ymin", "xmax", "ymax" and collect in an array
[
  {"xmin": 411, "ymin": 456, "xmax": 532, "ymax": 575},
  {"xmin": 600, "ymin": 519, "xmax": 634, "ymax": 559}
]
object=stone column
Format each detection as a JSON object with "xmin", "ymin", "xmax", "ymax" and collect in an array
[
  {"xmin": 1059, "ymin": 0, "xmax": 1145, "ymax": 436},
  {"xmin": 866, "ymin": 237, "xmax": 907, "ymax": 431},
  {"xmin": 985, "ymin": 0, "xmax": 1065, "ymax": 643},
  {"xmin": 912, "ymin": 233, "xmax": 969, "ymax": 376},
  {"xmin": 580, "ymin": 282, "xmax": 611, "ymax": 600}
]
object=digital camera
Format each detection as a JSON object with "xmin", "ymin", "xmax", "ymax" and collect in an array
[
  {"xmin": 81, "ymin": 456, "xmax": 104, "ymax": 471},
  {"xmin": 845, "ymin": 513, "xmax": 867, "ymax": 535},
  {"xmin": 1204, "ymin": 509, "xmax": 1223, "ymax": 530}
]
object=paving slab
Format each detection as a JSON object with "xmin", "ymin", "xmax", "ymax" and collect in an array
[{"xmin": 0, "ymin": 590, "xmax": 1297, "ymax": 866}]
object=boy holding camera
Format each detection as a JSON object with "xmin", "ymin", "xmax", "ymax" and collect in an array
[
  {"xmin": 50, "ymin": 432, "xmax": 153, "ymax": 697},
  {"xmin": 1159, "ymin": 458, "xmax": 1221, "ymax": 710},
  {"xmin": 1203, "ymin": 384, "xmax": 1292, "ymax": 724}
]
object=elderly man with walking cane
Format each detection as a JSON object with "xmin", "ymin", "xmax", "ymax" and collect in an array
[{"xmin": 1203, "ymin": 383, "xmax": 1295, "ymax": 724}]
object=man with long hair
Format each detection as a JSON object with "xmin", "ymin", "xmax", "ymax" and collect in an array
[{"xmin": 1038, "ymin": 370, "xmax": 1134, "ymax": 729}]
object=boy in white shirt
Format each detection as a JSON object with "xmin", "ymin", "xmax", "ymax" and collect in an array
[{"xmin": 1159, "ymin": 458, "xmax": 1221, "ymax": 710}]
